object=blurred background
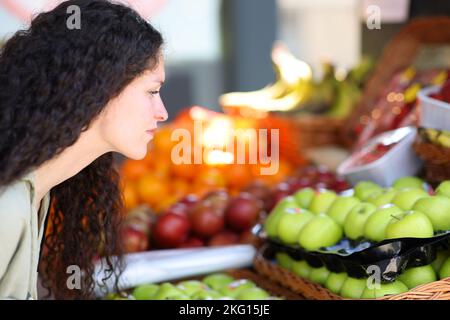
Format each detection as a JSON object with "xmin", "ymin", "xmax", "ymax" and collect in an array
[{"xmin": 2, "ymin": 0, "xmax": 450, "ymax": 117}]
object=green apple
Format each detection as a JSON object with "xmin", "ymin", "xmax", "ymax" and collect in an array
[
  {"xmin": 177, "ymin": 280, "xmax": 209, "ymax": 296},
  {"xmin": 432, "ymin": 250, "xmax": 449, "ymax": 273},
  {"xmin": 354, "ymin": 181, "xmax": 383, "ymax": 201},
  {"xmin": 343, "ymin": 203, "xmax": 377, "ymax": 240},
  {"xmin": 398, "ymin": 265, "xmax": 437, "ymax": 289},
  {"xmin": 277, "ymin": 208, "xmax": 314, "ymax": 244},
  {"xmin": 264, "ymin": 196, "xmax": 299, "ymax": 238},
  {"xmin": 367, "ymin": 188, "xmax": 397, "ymax": 207},
  {"xmin": 392, "ymin": 176, "xmax": 425, "ymax": 190},
  {"xmin": 391, "ymin": 188, "xmax": 429, "ymax": 210},
  {"xmin": 171, "ymin": 294, "xmax": 190, "ymax": 300},
  {"xmin": 339, "ymin": 277, "xmax": 368, "ymax": 299},
  {"xmin": 203, "ymin": 273, "xmax": 235, "ymax": 291},
  {"xmin": 236, "ymin": 288, "xmax": 270, "ymax": 300},
  {"xmin": 309, "ymin": 190, "xmax": 338, "ymax": 214},
  {"xmin": 360, "ymin": 280, "xmax": 408, "ymax": 299},
  {"xmin": 440, "ymin": 257, "xmax": 450, "ymax": 279},
  {"xmin": 298, "ymin": 213, "xmax": 343, "ymax": 250},
  {"xmin": 385, "ymin": 210, "xmax": 434, "ymax": 239},
  {"xmin": 105, "ymin": 293, "xmax": 130, "ymax": 300},
  {"xmin": 363, "ymin": 204, "xmax": 403, "ymax": 242},
  {"xmin": 191, "ymin": 290, "xmax": 223, "ymax": 300},
  {"xmin": 412, "ymin": 196, "xmax": 450, "ymax": 232},
  {"xmin": 132, "ymin": 283, "xmax": 160, "ymax": 300},
  {"xmin": 327, "ymin": 196, "xmax": 361, "ymax": 226},
  {"xmin": 291, "ymin": 260, "xmax": 312, "ymax": 279},
  {"xmin": 293, "ymin": 188, "xmax": 315, "ymax": 208},
  {"xmin": 219, "ymin": 280, "xmax": 256, "ymax": 298},
  {"xmin": 309, "ymin": 266, "xmax": 330, "ymax": 285},
  {"xmin": 436, "ymin": 181, "xmax": 450, "ymax": 198},
  {"xmin": 153, "ymin": 283, "xmax": 184, "ymax": 300},
  {"xmin": 275, "ymin": 252, "xmax": 294, "ymax": 270},
  {"xmin": 325, "ymin": 272, "xmax": 348, "ymax": 294}
]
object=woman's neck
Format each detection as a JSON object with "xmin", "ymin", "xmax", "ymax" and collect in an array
[{"xmin": 33, "ymin": 129, "xmax": 112, "ymax": 208}]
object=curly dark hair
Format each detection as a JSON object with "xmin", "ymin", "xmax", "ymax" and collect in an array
[{"xmin": 0, "ymin": 0, "xmax": 163, "ymax": 299}]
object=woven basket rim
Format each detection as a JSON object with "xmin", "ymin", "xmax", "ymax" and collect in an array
[{"xmin": 254, "ymin": 246, "xmax": 450, "ymax": 300}]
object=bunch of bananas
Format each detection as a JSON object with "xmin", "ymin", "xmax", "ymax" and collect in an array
[
  {"xmin": 220, "ymin": 42, "xmax": 313, "ymax": 115},
  {"xmin": 219, "ymin": 43, "xmax": 373, "ymax": 119},
  {"xmin": 419, "ymin": 128, "xmax": 450, "ymax": 148}
]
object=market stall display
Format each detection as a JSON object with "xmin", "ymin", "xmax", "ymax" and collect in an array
[{"xmin": 112, "ymin": 17, "xmax": 450, "ymax": 301}]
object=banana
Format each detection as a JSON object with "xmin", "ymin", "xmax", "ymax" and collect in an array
[
  {"xmin": 219, "ymin": 42, "xmax": 313, "ymax": 113},
  {"xmin": 327, "ymin": 80, "xmax": 361, "ymax": 118},
  {"xmin": 425, "ymin": 128, "xmax": 440, "ymax": 144},
  {"xmin": 437, "ymin": 133, "xmax": 450, "ymax": 148}
]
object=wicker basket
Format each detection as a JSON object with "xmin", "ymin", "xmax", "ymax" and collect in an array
[
  {"xmin": 413, "ymin": 137, "xmax": 450, "ymax": 184},
  {"xmin": 342, "ymin": 17, "xmax": 450, "ymax": 148},
  {"xmin": 254, "ymin": 245, "xmax": 450, "ymax": 300},
  {"xmin": 225, "ymin": 269, "xmax": 305, "ymax": 300}
]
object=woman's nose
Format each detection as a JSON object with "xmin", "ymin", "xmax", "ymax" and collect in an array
[{"xmin": 155, "ymin": 100, "xmax": 168, "ymax": 122}]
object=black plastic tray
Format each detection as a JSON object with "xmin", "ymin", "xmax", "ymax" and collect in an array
[{"xmin": 256, "ymin": 225, "xmax": 450, "ymax": 282}]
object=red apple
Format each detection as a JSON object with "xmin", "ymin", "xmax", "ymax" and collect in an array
[
  {"xmin": 202, "ymin": 189, "xmax": 230, "ymax": 214},
  {"xmin": 298, "ymin": 165, "xmax": 319, "ymax": 180},
  {"xmin": 177, "ymin": 236, "xmax": 205, "ymax": 248},
  {"xmin": 266, "ymin": 182, "xmax": 292, "ymax": 211},
  {"xmin": 286, "ymin": 177, "xmax": 312, "ymax": 193},
  {"xmin": 225, "ymin": 193, "xmax": 263, "ymax": 231},
  {"xmin": 331, "ymin": 177, "xmax": 351, "ymax": 193},
  {"xmin": 179, "ymin": 194, "xmax": 199, "ymax": 209},
  {"xmin": 165, "ymin": 202, "xmax": 190, "ymax": 218},
  {"xmin": 152, "ymin": 213, "xmax": 191, "ymax": 248},
  {"xmin": 124, "ymin": 205, "xmax": 154, "ymax": 232},
  {"xmin": 190, "ymin": 204, "xmax": 225, "ymax": 238},
  {"xmin": 208, "ymin": 230, "xmax": 239, "ymax": 246},
  {"xmin": 243, "ymin": 181, "xmax": 271, "ymax": 201},
  {"xmin": 239, "ymin": 229, "xmax": 263, "ymax": 247},
  {"xmin": 121, "ymin": 225, "xmax": 149, "ymax": 253}
]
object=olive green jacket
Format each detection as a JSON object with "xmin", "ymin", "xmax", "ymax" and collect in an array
[{"xmin": 0, "ymin": 171, "xmax": 51, "ymax": 299}]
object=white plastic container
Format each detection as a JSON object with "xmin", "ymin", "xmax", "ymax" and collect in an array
[
  {"xmin": 337, "ymin": 126, "xmax": 423, "ymax": 187},
  {"xmin": 418, "ymin": 85, "xmax": 450, "ymax": 132},
  {"xmin": 93, "ymin": 245, "xmax": 256, "ymax": 297}
]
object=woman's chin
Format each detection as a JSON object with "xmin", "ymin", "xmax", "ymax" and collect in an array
[{"xmin": 122, "ymin": 147, "xmax": 149, "ymax": 161}]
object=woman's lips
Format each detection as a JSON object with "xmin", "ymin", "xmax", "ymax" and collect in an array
[{"xmin": 146, "ymin": 128, "xmax": 156, "ymax": 134}]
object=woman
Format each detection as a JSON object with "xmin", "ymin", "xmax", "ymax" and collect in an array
[{"xmin": 0, "ymin": 0, "xmax": 168, "ymax": 299}]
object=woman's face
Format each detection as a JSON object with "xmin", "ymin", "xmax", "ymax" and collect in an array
[{"xmin": 98, "ymin": 55, "xmax": 168, "ymax": 160}]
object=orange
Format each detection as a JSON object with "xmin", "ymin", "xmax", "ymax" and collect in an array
[
  {"xmin": 171, "ymin": 162, "xmax": 199, "ymax": 180},
  {"xmin": 154, "ymin": 195, "xmax": 180, "ymax": 213},
  {"xmin": 250, "ymin": 159, "xmax": 293, "ymax": 185},
  {"xmin": 225, "ymin": 163, "xmax": 252, "ymax": 189},
  {"xmin": 194, "ymin": 167, "xmax": 226, "ymax": 188},
  {"xmin": 153, "ymin": 126, "xmax": 176, "ymax": 156},
  {"xmin": 122, "ymin": 182, "xmax": 139, "ymax": 211},
  {"xmin": 121, "ymin": 160, "xmax": 150, "ymax": 181},
  {"xmin": 171, "ymin": 179, "xmax": 189, "ymax": 198},
  {"xmin": 136, "ymin": 173, "xmax": 169, "ymax": 206},
  {"xmin": 152, "ymin": 155, "xmax": 171, "ymax": 180},
  {"xmin": 191, "ymin": 184, "xmax": 214, "ymax": 198}
]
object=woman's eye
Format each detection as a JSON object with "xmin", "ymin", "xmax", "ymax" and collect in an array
[{"xmin": 148, "ymin": 90, "xmax": 160, "ymax": 96}]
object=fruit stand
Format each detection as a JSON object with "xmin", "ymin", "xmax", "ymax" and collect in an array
[{"xmin": 106, "ymin": 16, "xmax": 450, "ymax": 301}]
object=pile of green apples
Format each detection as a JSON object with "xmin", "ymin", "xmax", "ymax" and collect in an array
[
  {"xmin": 264, "ymin": 176, "xmax": 450, "ymax": 251},
  {"xmin": 275, "ymin": 248, "xmax": 450, "ymax": 299},
  {"xmin": 106, "ymin": 273, "xmax": 281, "ymax": 300}
]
